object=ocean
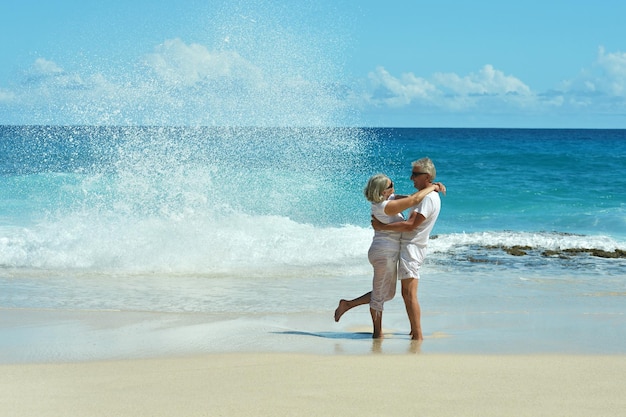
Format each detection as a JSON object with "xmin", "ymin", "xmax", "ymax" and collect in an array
[{"xmin": 1, "ymin": 126, "xmax": 625, "ymax": 361}]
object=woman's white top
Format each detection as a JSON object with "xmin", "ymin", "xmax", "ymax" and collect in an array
[{"xmin": 370, "ymin": 195, "xmax": 404, "ymax": 243}]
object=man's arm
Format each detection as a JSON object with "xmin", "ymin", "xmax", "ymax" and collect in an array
[
  {"xmin": 383, "ymin": 184, "xmax": 441, "ymax": 216},
  {"xmin": 372, "ymin": 211, "xmax": 426, "ymax": 232}
]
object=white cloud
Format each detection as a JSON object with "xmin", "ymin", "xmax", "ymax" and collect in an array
[
  {"xmin": 433, "ymin": 65, "xmax": 531, "ymax": 96},
  {"xmin": 30, "ymin": 58, "xmax": 64, "ymax": 76},
  {"xmin": 560, "ymin": 47, "xmax": 626, "ymax": 96},
  {"xmin": 1, "ymin": 38, "xmax": 347, "ymax": 126},
  {"xmin": 22, "ymin": 58, "xmax": 95, "ymax": 91},
  {"xmin": 367, "ymin": 66, "xmax": 439, "ymax": 106},
  {"xmin": 596, "ymin": 47, "xmax": 626, "ymax": 96},
  {"xmin": 3, "ymin": 40, "xmax": 625, "ymax": 127},
  {"xmin": 364, "ymin": 64, "xmax": 532, "ymax": 112},
  {"xmin": 143, "ymin": 38, "xmax": 262, "ymax": 87},
  {"xmin": 0, "ymin": 89, "xmax": 15, "ymax": 102},
  {"xmin": 359, "ymin": 48, "xmax": 626, "ymax": 127},
  {"xmin": 21, "ymin": 58, "xmax": 66, "ymax": 86}
]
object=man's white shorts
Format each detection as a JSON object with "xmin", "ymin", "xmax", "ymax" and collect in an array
[{"xmin": 398, "ymin": 244, "xmax": 426, "ymax": 280}]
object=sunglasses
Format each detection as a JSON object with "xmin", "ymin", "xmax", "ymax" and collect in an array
[
  {"xmin": 385, "ymin": 181, "xmax": 394, "ymax": 189},
  {"xmin": 411, "ymin": 171, "xmax": 427, "ymax": 178}
]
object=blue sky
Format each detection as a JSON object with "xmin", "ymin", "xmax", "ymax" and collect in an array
[{"xmin": 1, "ymin": 0, "xmax": 625, "ymax": 127}]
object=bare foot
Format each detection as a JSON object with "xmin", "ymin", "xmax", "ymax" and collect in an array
[
  {"xmin": 334, "ymin": 299, "xmax": 349, "ymax": 322},
  {"xmin": 409, "ymin": 330, "xmax": 423, "ymax": 341}
]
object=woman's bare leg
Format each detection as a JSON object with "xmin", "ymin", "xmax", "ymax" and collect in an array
[
  {"xmin": 370, "ymin": 307, "xmax": 383, "ymax": 339},
  {"xmin": 334, "ymin": 291, "xmax": 371, "ymax": 322}
]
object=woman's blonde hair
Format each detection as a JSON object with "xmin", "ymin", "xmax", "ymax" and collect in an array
[{"xmin": 364, "ymin": 173, "xmax": 390, "ymax": 203}]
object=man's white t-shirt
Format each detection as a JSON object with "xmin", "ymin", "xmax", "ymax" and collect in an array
[{"xmin": 402, "ymin": 192, "xmax": 441, "ymax": 247}]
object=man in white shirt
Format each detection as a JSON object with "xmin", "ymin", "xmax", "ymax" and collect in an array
[{"xmin": 372, "ymin": 157, "xmax": 441, "ymax": 341}]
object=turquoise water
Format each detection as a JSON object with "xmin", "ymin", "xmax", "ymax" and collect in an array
[
  {"xmin": 2, "ymin": 126, "xmax": 624, "ymax": 269},
  {"xmin": 0, "ymin": 126, "xmax": 625, "ymax": 360}
]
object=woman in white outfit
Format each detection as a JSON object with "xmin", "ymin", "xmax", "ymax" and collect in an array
[
  {"xmin": 371, "ymin": 157, "xmax": 442, "ymax": 341},
  {"xmin": 334, "ymin": 173, "xmax": 443, "ymax": 338}
]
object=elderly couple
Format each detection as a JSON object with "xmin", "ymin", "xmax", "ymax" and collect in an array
[{"xmin": 334, "ymin": 157, "xmax": 444, "ymax": 340}]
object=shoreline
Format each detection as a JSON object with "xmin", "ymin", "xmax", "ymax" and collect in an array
[
  {"xmin": 2, "ymin": 353, "xmax": 625, "ymax": 417},
  {"xmin": 2, "ymin": 303, "xmax": 625, "ymax": 364},
  {"xmin": 2, "ymin": 285, "xmax": 625, "ymax": 416}
]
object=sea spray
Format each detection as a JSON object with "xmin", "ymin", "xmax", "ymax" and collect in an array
[
  {"xmin": 0, "ymin": 1, "xmax": 375, "ymax": 275},
  {"xmin": 0, "ymin": 126, "xmax": 376, "ymax": 275}
]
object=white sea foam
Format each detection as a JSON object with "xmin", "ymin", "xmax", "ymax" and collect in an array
[
  {"xmin": 3, "ymin": 217, "xmax": 624, "ymax": 277},
  {"xmin": 0, "ymin": 214, "xmax": 372, "ymax": 277},
  {"xmin": 430, "ymin": 230, "xmax": 625, "ymax": 253}
]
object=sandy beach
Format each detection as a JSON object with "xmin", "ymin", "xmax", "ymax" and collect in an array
[
  {"xmin": 2, "ymin": 280, "xmax": 625, "ymax": 417},
  {"xmin": 2, "ymin": 353, "xmax": 624, "ymax": 417}
]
